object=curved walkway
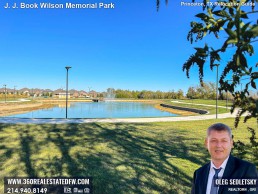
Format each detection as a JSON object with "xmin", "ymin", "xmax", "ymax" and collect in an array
[{"xmin": 0, "ymin": 109, "xmax": 242, "ymax": 124}]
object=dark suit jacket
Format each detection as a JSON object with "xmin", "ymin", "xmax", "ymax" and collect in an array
[{"xmin": 191, "ymin": 155, "xmax": 258, "ymax": 194}]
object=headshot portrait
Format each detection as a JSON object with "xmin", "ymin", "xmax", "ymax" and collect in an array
[{"xmin": 191, "ymin": 123, "xmax": 258, "ymax": 194}]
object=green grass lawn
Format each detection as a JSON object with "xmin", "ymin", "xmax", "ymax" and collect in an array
[
  {"xmin": 172, "ymin": 99, "xmax": 233, "ymax": 106},
  {"xmin": 0, "ymin": 118, "xmax": 257, "ymax": 194},
  {"xmin": 162, "ymin": 99, "xmax": 234, "ymax": 115}
]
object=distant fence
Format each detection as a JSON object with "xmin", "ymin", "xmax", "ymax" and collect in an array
[{"xmin": 160, "ymin": 104, "xmax": 208, "ymax": 115}]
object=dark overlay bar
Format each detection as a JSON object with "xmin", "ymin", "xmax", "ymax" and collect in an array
[{"xmin": 4, "ymin": 177, "xmax": 93, "ymax": 194}]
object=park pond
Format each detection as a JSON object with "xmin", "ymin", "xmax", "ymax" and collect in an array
[{"xmin": 5, "ymin": 102, "xmax": 178, "ymax": 118}]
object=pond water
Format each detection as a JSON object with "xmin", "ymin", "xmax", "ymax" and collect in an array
[{"xmin": 7, "ymin": 102, "xmax": 178, "ymax": 118}]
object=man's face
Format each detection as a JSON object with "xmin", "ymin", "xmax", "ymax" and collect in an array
[{"xmin": 205, "ymin": 129, "xmax": 233, "ymax": 164}]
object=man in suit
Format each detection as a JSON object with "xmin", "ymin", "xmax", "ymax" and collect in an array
[{"xmin": 191, "ymin": 123, "xmax": 258, "ymax": 194}]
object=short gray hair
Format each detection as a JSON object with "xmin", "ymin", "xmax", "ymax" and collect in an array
[{"xmin": 207, "ymin": 123, "xmax": 232, "ymax": 139}]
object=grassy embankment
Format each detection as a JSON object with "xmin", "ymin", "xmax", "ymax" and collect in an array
[
  {"xmin": 0, "ymin": 100, "xmax": 55, "ymax": 117},
  {"xmin": 0, "ymin": 118, "xmax": 257, "ymax": 194},
  {"xmin": 161, "ymin": 99, "xmax": 233, "ymax": 115}
]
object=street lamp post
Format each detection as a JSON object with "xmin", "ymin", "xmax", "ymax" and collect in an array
[
  {"xmin": 226, "ymin": 91, "xmax": 228, "ymax": 110},
  {"xmin": 14, "ymin": 86, "xmax": 16, "ymax": 100},
  {"xmin": 88, "ymin": 87, "xmax": 92, "ymax": 97},
  {"xmin": 212, "ymin": 64, "xmax": 219, "ymax": 119},
  {"xmin": 3, "ymin": 84, "xmax": 7, "ymax": 103},
  {"xmin": 216, "ymin": 64, "xmax": 219, "ymax": 119},
  {"xmin": 65, "ymin": 66, "xmax": 71, "ymax": 119}
]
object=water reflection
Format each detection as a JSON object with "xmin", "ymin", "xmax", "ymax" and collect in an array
[{"xmin": 58, "ymin": 102, "xmax": 71, "ymax": 108}]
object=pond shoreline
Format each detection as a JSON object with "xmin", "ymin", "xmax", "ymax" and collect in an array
[
  {"xmin": 0, "ymin": 99, "xmax": 195, "ymax": 117},
  {"xmin": 0, "ymin": 101, "xmax": 56, "ymax": 117}
]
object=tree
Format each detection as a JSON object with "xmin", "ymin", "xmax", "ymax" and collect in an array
[
  {"xmin": 187, "ymin": 86, "xmax": 197, "ymax": 99},
  {"xmin": 158, "ymin": 0, "xmax": 258, "ymax": 163},
  {"xmin": 187, "ymin": 82, "xmax": 216, "ymax": 99},
  {"xmin": 181, "ymin": 0, "xmax": 258, "ymax": 126},
  {"xmin": 156, "ymin": 0, "xmax": 168, "ymax": 11},
  {"xmin": 177, "ymin": 89, "xmax": 184, "ymax": 99}
]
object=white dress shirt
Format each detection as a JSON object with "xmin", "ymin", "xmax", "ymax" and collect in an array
[{"xmin": 206, "ymin": 156, "xmax": 229, "ymax": 194}]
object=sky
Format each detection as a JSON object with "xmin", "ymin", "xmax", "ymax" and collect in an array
[{"xmin": 0, "ymin": 0, "xmax": 257, "ymax": 93}]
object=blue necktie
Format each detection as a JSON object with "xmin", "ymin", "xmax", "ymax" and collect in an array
[{"xmin": 210, "ymin": 167, "xmax": 222, "ymax": 194}]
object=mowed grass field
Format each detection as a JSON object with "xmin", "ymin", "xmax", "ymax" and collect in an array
[
  {"xmin": 164, "ymin": 99, "xmax": 233, "ymax": 115},
  {"xmin": 172, "ymin": 99, "xmax": 233, "ymax": 106},
  {"xmin": 0, "ymin": 118, "xmax": 257, "ymax": 194}
]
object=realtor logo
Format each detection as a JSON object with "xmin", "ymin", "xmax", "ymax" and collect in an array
[
  {"xmin": 73, "ymin": 187, "xmax": 78, "ymax": 193},
  {"xmin": 84, "ymin": 188, "xmax": 90, "ymax": 193},
  {"xmin": 64, "ymin": 187, "xmax": 72, "ymax": 193}
]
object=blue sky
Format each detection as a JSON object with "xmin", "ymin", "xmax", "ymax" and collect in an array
[{"xmin": 0, "ymin": 0, "xmax": 257, "ymax": 93}]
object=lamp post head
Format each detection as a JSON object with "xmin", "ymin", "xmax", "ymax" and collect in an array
[
  {"xmin": 65, "ymin": 66, "xmax": 72, "ymax": 70},
  {"xmin": 211, "ymin": 64, "xmax": 219, "ymax": 67}
]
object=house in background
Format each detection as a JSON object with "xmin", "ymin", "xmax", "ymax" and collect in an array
[
  {"xmin": 58, "ymin": 93, "xmax": 70, "ymax": 99},
  {"xmin": 89, "ymin": 90, "xmax": 98, "ymax": 98},
  {"xmin": 53, "ymin": 89, "xmax": 70, "ymax": 98}
]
